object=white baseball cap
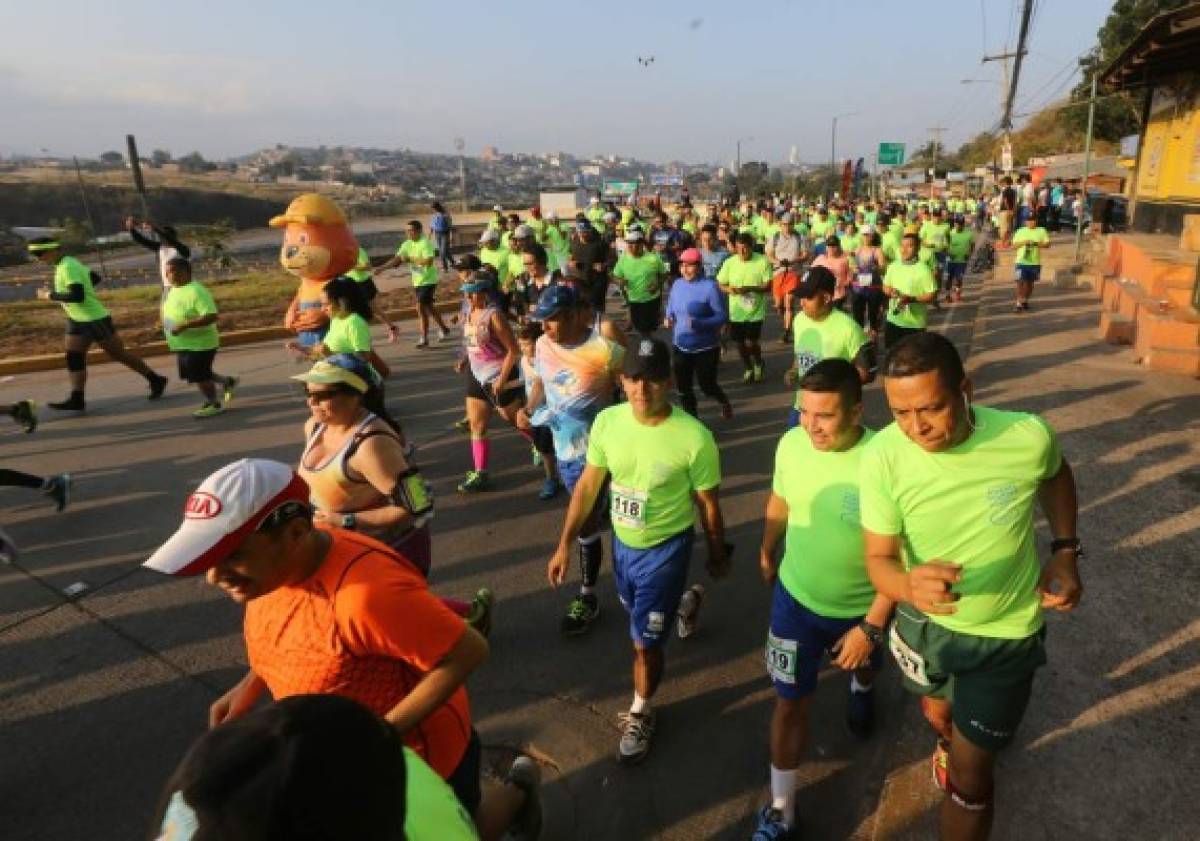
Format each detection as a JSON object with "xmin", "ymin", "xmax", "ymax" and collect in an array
[
  {"xmin": 479, "ymin": 228, "xmax": 500, "ymax": 243},
  {"xmin": 624, "ymin": 228, "xmax": 645, "ymax": 242},
  {"xmin": 492, "ymin": 204, "xmax": 503, "ymax": 212},
  {"xmin": 144, "ymin": 459, "xmax": 310, "ymax": 576}
]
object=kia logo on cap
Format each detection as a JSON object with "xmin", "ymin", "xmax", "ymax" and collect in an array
[{"xmin": 184, "ymin": 492, "xmax": 223, "ymax": 519}]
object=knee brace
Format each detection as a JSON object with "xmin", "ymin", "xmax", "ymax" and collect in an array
[{"xmin": 65, "ymin": 350, "xmax": 87, "ymax": 372}]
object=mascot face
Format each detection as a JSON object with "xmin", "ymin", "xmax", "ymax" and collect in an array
[
  {"xmin": 269, "ymin": 193, "xmax": 358, "ymax": 281},
  {"xmin": 279, "ymin": 222, "xmax": 356, "ymax": 280}
]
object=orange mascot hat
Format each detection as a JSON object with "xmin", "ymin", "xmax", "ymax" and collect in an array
[{"xmin": 270, "ymin": 193, "xmax": 358, "ymax": 281}]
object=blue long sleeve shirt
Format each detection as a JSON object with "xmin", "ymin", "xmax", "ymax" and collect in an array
[{"xmin": 666, "ymin": 276, "xmax": 727, "ymax": 352}]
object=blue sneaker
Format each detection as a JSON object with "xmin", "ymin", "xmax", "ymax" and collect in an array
[
  {"xmin": 846, "ymin": 685, "xmax": 875, "ymax": 739},
  {"xmin": 538, "ymin": 478, "xmax": 561, "ymax": 500},
  {"xmin": 751, "ymin": 805, "xmax": 793, "ymax": 840}
]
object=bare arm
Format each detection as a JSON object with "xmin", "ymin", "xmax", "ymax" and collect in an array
[
  {"xmin": 384, "ymin": 627, "xmax": 488, "ymax": 735},
  {"xmin": 1036, "ymin": 459, "xmax": 1082, "ymax": 610},
  {"xmin": 490, "ymin": 310, "xmax": 521, "ymax": 390},
  {"xmin": 694, "ymin": 487, "xmax": 729, "ymax": 578},
  {"xmin": 758, "ymin": 491, "xmax": 789, "ymax": 583},
  {"xmin": 341, "ymin": 434, "xmax": 417, "ymax": 531}
]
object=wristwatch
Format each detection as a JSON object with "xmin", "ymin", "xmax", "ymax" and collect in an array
[
  {"xmin": 1050, "ymin": 537, "xmax": 1084, "ymax": 558},
  {"xmin": 858, "ymin": 621, "xmax": 884, "ymax": 646},
  {"xmin": 341, "ymin": 513, "xmax": 357, "ymax": 530}
]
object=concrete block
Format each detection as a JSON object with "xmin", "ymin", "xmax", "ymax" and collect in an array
[
  {"xmin": 1145, "ymin": 346, "xmax": 1200, "ymax": 377},
  {"xmin": 1098, "ymin": 311, "xmax": 1135, "ymax": 345},
  {"xmin": 1181, "ymin": 214, "xmax": 1200, "ymax": 253}
]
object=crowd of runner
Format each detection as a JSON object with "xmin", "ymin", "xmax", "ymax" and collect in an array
[{"xmin": 3, "ymin": 185, "xmax": 1082, "ymax": 841}]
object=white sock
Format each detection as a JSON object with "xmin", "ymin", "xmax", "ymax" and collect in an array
[
  {"xmin": 770, "ymin": 764, "xmax": 797, "ymax": 824},
  {"xmin": 579, "ymin": 585, "xmax": 595, "ymax": 596},
  {"xmin": 850, "ymin": 674, "xmax": 873, "ymax": 694},
  {"xmin": 629, "ymin": 693, "xmax": 649, "ymax": 715}
]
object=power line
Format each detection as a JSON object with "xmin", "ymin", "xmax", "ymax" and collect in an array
[{"xmin": 1000, "ymin": 0, "xmax": 1035, "ymax": 131}]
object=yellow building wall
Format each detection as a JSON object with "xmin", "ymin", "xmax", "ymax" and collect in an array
[{"xmin": 1135, "ymin": 85, "xmax": 1200, "ymax": 203}]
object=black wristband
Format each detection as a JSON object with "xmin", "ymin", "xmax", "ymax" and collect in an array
[{"xmin": 1050, "ymin": 537, "xmax": 1083, "ymax": 557}]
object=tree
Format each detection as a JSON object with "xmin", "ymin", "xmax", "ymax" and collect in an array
[
  {"xmin": 1067, "ymin": 0, "xmax": 1192, "ymax": 141},
  {"xmin": 178, "ymin": 151, "xmax": 208, "ymax": 173},
  {"xmin": 151, "ymin": 149, "xmax": 172, "ymax": 166},
  {"xmin": 99, "ymin": 151, "xmax": 124, "ymax": 167}
]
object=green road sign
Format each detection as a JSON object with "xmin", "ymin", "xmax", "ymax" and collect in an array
[
  {"xmin": 878, "ymin": 142, "xmax": 905, "ymax": 166},
  {"xmin": 603, "ymin": 180, "xmax": 639, "ymax": 196}
]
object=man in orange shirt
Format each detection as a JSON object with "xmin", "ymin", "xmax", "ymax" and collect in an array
[{"xmin": 146, "ymin": 459, "xmax": 540, "ymax": 841}]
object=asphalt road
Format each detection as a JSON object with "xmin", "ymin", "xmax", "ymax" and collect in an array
[{"xmin": 2, "ymin": 248, "xmax": 1197, "ymax": 840}]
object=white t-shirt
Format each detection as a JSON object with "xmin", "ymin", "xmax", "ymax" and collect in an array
[{"xmin": 158, "ymin": 245, "xmax": 184, "ymax": 288}]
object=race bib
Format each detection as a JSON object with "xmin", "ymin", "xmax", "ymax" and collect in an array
[
  {"xmin": 765, "ymin": 632, "xmax": 798, "ymax": 684},
  {"xmin": 464, "ymin": 323, "xmax": 480, "ymax": 349},
  {"xmin": 888, "ymin": 622, "xmax": 932, "ymax": 686},
  {"xmin": 610, "ymin": 483, "xmax": 648, "ymax": 530},
  {"xmin": 855, "ymin": 272, "xmax": 873, "ymax": 289},
  {"xmin": 738, "ymin": 293, "xmax": 757, "ymax": 309}
]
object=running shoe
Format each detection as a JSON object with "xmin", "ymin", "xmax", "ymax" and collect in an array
[
  {"xmin": 752, "ymin": 362, "xmax": 765, "ymax": 383},
  {"xmin": 617, "ymin": 709, "xmax": 656, "ymax": 764},
  {"xmin": 531, "ymin": 446, "xmax": 542, "ymax": 467},
  {"xmin": 560, "ymin": 593, "xmax": 599, "ymax": 636},
  {"xmin": 457, "ymin": 470, "xmax": 491, "ymax": 493},
  {"xmin": 49, "ymin": 395, "xmax": 85, "ymax": 412},
  {"xmin": 846, "ymin": 685, "xmax": 875, "ymax": 739},
  {"xmin": 453, "ymin": 416, "xmax": 471, "ymax": 433},
  {"xmin": 222, "ymin": 375, "xmax": 239, "ymax": 404},
  {"xmin": 931, "ymin": 738, "xmax": 950, "ymax": 792},
  {"xmin": 751, "ymin": 806, "xmax": 794, "ymax": 841},
  {"xmin": 466, "ymin": 588, "xmax": 494, "ymax": 638},
  {"xmin": 1013, "ymin": 302, "xmax": 1024, "ymax": 313},
  {"xmin": 676, "ymin": 584, "xmax": 705, "ymax": 639},
  {"xmin": 538, "ymin": 478, "xmax": 560, "ymax": 501},
  {"xmin": 505, "ymin": 756, "xmax": 543, "ymax": 841},
  {"xmin": 439, "ymin": 327, "xmax": 451, "ymax": 342},
  {"xmin": 416, "ymin": 336, "xmax": 430, "ymax": 348},
  {"xmin": 43, "ymin": 473, "xmax": 71, "ymax": 512},
  {"xmin": 148, "ymin": 374, "xmax": 169, "ymax": 400},
  {"xmin": 11, "ymin": 400, "xmax": 37, "ymax": 434},
  {"xmin": 193, "ymin": 403, "xmax": 224, "ymax": 419},
  {"xmin": 0, "ymin": 525, "xmax": 18, "ymax": 565},
  {"xmin": 742, "ymin": 369, "xmax": 754, "ymax": 384}
]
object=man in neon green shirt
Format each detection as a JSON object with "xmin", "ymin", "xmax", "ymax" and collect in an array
[
  {"xmin": 944, "ymin": 216, "xmax": 975, "ymax": 304},
  {"xmin": 754, "ymin": 358, "xmax": 893, "ymax": 838},
  {"xmin": 1010, "ymin": 215, "xmax": 1050, "ymax": 312},
  {"xmin": 920, "ymin": 209, "xmax": 952, "ymax": 287},
  {"xmin": 612, "ymin": 228, "xmax": 668, "ymax": 335},
  {"xmin": 882, "ymin": 233, "xmax": 938, "ymax": 351},
  {"xmin": 345, "ymin": 246, "xmax": 399, "ymax": 339},
  {"xmin": 380, "ymin": 220, "xmax": 449, "ymax": 348},
  {"xmin": 861, "ymin": 332, "xmax": 1081, "ymax": 839},
  {"xmin": 546, "ymin": 337, "xmax": 730, "ymax": 765},
  {"xmin": 162, "ymin": 258, "xmax": 238, "ymax": 417},
  {"xmin": 717, "ymin": 233, "xmax": 772, "ymax": 383},
  {"xmin": 29, "ymin": 237, "xmax": 168, "ymax": 412},
  {"xmin": 477, "ymin": 228, "xmax": 511, "ymax": 291},
  {"xmin": 784, "ymin": 267, "xmax": 875, "ymax": 427}
]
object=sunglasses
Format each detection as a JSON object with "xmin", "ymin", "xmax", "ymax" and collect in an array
[{"xmin": 304, "ymin": 388, "xmax": 344, "ymax": 402}]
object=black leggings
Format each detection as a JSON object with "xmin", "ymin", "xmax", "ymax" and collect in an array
[
  {"xmin": 0, "ymin": 469, "xmax": 43, "ymax": 490},
  {"xmin": 672, "ymin": 346, "xmax": 728, "ymax": 416},
  {"xmin": 852, "ymin": 289, "xmax": 884, "ymax": 332}
]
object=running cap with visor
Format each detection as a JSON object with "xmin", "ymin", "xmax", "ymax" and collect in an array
[
  {"xmin": 678, "ymin": 247, "xmax": 702, "ymax": 265},
  {"xmin": 26, "ymin": 239, "xmax": 62, "ymax": 253},
  {"xmin": 461, "ymin": 270, "xmax": 495, "ymax": 293},
  {"xmin": 144, "ymin": 459, "xmax": 310, "ymax": 577},
  {"xmin": 533, "ymin": 283, "xmax": 578, "ymax": 320},
  {"xmin": 291, "ymin": 354, "xmax": 374, "ymax": 394},
  {"xmin": 622, "ymin": 337, "xmax": 672, "ymax": 381},
  {"xmin": 624, "ymin": 228, "xmax": 645, "ymax": 243},
  {"xmin": 479, "ymin": 228, "xmax": 500, "ymax": 243},
  {"xmin": 795, "ymin": 266, "xmax": 837, "ymax": 298}
]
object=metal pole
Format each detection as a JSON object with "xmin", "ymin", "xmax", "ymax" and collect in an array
[
  {"xmin": 1074, "ymin": 74, "xmax": 1097, "ymax": 262},
  {"xmin": 459, "ymin": 155, "xmax": 467, "ymax": 213},
  {"xmin": 72, "ymin": 156, "xmax": 109, "ymax": 280},
  {"xmin": 830, "ymin": 117, "xmax": 837, "ymax": 201},
  {"xmin": 736, "ymin": 140, "xmax": 741, "ymax": 175}
]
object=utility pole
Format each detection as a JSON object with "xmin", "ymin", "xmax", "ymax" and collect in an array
[
  {"xmin": 1074, "ymin": 74, "xmax": 1098, "ymax": 262},
  {"xmin": 927, "ymin": 127, "xmax": 946, "ymax": 200},
  {"xmin": 983, "ymin": 0, "xmax": 1033, "ymax": 179}
]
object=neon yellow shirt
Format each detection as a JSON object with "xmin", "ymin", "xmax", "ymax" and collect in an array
[
  {"xmin": 947, "ymin": 229, "xmax": 975, "ymax": 262},
  {"xmin": 613, "ymin": 251, "xmax": 667, "ymax": 303},
  {"xmin": 323, "ymin": 312, "xmax": 372, "ymax": 354},
  {"xmin": 587, "ymin": 403, "xmax": 720, "ymax": 548},
  {"xmin": 403, "ymin": 748, "xmax": 479, "ymax": 840},
  {"xmin": 883, "ymin": 259, "xmax": 936, "ymax": 329},
  {"xmin": 859, "ymin": 407, "xmax": 1062, "ymax": 639},
  {"xmin": 479, "ymin": 245, "xmax": 510, "ymax": 288},
  {"xmin": 347, "ymin": 247, "xmax": 372, "ymax": 282},
  {"xmin": 775, "ymin": 427, "xmax": 877, "ymax": 617},
  {"xmin": 53, "ymin": 255, "xmax": 108, "ymax": 322},
  {"xmin": 398, "ymin": 237, "xmax": 439, "ymax": 287},
  {"xmin": 162, "ymin": 281, "xmax": 219, "ymax": 352},
  {"xmin": 1012, "ymin": 226, "xmax": 1050, "ymax": 266},
  {"xmin": 791, "ymin": 309, "xmax": 868, "ymax": 408},
  {"xmin": 717, "ymin": 253, "xmax": 772, "ymax": 322}
]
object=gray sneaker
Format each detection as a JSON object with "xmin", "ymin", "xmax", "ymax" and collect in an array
[
  {"xmin": 676, "ymin": 584, "xmax": 705, "ymax": 639},
  {"xmin": 505, "ymin": 755, "xmax": 543, "ymax": 841},
  {"xmin": 617, "ymin": 709, "xmax": 656, "ymax": 764}
]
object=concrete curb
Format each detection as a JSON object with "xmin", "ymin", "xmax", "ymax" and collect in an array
[{"xmin": 0, "ymin": 299, "xmax": 461, "ymax": 376}]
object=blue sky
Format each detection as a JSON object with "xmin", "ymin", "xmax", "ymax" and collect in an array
[{"xmin": 0, "ymin": 0, "xmax": 1113, "ymax": 165}]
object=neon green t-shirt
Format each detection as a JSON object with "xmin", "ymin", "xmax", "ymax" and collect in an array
[
  {"xmin": 399, "ymin": 237, "xmax": 439, "ymax": 287},
  {"xmin": 775, "ymin": 426, "xmax": 877, "ymax": 618},
  {"xmin": 880, "ymin": 231, "xmax": 901, "ymax": 263},
  {"xmin": 810, "ymin": 217, "xmax": 834, "ymax": 239},
  {"xmin": 403, "ymin": 748, "xmax": 479, "ymax": 840},
  {"xmin": 920, "ymin": 221, "xmax": 950, "ymax": 253},
  {"xmin": 717, "ymin": 253, "xmax": 772, "ymax": 322},
  {"xmin": 883, "ymin": 259, "xmax": 936, "ymax": 329},
  {"xmin": 754, "ymin": 218, "xmax": 779, "ymax": 244},
  {"xmin": 347, "ymin": 247, "xmax": 372, "ymax": 282},
  {"xmin": 527, "ymin": 217, "xmax": 547, "ymax": 243},
  {"xmin": 162, "ymin": 281, "xmax": 219, "ymax": 352},
  {"xmin": 586, "ymin": 402, "xmax": 720, "ymax": 548},
  {"xmin": 544, "ymin": 226, "xmax": 567, "ymax": 272},
  {"xmin": 506, "ymin": 252, "xmax": 526, "ymax": 292},
  {"xmin": 1012, "ymin": 226, "xmax": 1050, "ymax": 266},
  {"xmin": 791, "ymin": 309, "xmax": 868, "ymax": 408},
  {"xmin": 479, "ymin": 245, "xmax": 510, "ymax": 288},
  {"xmin": 323, "ymin": 312, "xmax": 372, "ymax": 354},
  {"xmin": 840, "ymin": 233, "xmax": 862, "ymax": 254},
  {"xmin": 947, "ymin": 229, "xmax": 975, "ymax": 262},
  {"xmin": 613, "ymin": 251, "xmax": 667, "ymax": 303},
  {"xmin": 859, "ymin": 407, "xmax": 1062, "ymax": 639},
  {"xmin": 53, "ymin": 255, "xmax": 108, "ymax": 322}
]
